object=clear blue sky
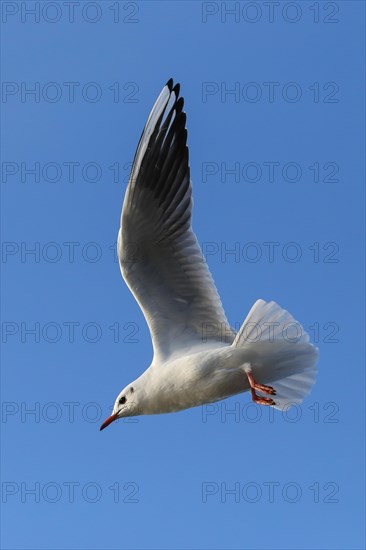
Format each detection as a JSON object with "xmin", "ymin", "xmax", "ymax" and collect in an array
[{"xmin": 1, "ymin": 1, "xmax": 365, "ymax": 549}]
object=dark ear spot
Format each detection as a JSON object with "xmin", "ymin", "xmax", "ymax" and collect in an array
[{"xmin": 130, "ymin": 387, "xmax": 134, "ymax": 393}]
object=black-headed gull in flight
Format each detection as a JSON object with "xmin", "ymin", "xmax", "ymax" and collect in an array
[{"xmin": 100, "ymin": 79, "xmax": 318, "ymax": 430}]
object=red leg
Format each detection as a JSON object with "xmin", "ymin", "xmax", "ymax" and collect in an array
[{"xmin": 245, "ymin": 367, "xmax": 276, "ymax": 406}]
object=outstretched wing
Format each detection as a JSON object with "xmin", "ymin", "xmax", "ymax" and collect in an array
[{"xmin": 118, "ymin": 79, "xmax": 234, "ymax": 361}]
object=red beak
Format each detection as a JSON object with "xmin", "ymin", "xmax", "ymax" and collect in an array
[{"xmin": 100, "ymin": 412, "xmax": 119, "ymax": 431}]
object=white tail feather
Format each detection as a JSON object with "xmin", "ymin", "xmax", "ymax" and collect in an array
[{"xmin": 233, "ymin": 299, "xmax": 319, "ymax": 410}]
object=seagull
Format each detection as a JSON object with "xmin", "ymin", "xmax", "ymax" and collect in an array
[{"xmin": 100, "ymin": 79, "xmax": 318, "ymax": 431}]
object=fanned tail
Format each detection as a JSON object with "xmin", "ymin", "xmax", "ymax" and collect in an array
[{"xmin": 233, "ymin": 299, "xmax": 319, "ymax": 410}]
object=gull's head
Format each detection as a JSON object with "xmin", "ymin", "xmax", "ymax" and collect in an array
[{"xmin": 100, "ymin": 385, "xmax": 139, "ymax": 431}]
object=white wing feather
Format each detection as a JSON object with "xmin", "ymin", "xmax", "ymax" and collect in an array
[{"xmin": 118, "ymin": 80, "xmax": 235, "ymax": 362}]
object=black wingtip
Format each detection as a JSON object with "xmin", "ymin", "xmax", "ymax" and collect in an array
[
  {"xmin": 166, "ymin": 78, "xmax": 174, "ymax": 90},
  {"xmin": 172, "ymin": 82, "xmax": 180, "ymax": 98},
  {"xmin": 176, "ymin": 96, "xmax": 184, "ymax": 113}
]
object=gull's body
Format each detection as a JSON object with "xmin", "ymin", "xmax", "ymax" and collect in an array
[
  {"xmin": 122, "ymin": 346, "xmax": 245, "ymax": 416},
  {"xmin": 101, "ymin": 79, "xmax": 318, "ymax": 430}
]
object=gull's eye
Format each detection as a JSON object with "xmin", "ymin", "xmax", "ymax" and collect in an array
[{"xmin": 119, "ymin": 396, "xmax": 126, "ymax": 405}]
